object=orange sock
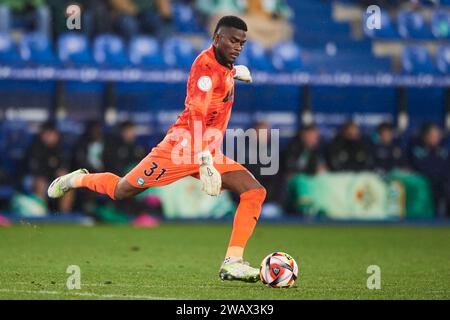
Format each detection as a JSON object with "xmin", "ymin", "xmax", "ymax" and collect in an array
[
  {"xmin": 228, "ymin": 188, "xmax": 266, "ymax": 249},
  {"xmin": 77, "ymin": 173, "xmax": 120, "ymax": 200}
]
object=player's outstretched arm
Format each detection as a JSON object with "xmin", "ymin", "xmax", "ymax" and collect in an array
[{"xmin": 198, "ymin": 150, "xmax": 222, "ymax": 196}]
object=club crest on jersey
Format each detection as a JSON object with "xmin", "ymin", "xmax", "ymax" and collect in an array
[
  {"xmin": 137, "ymin": 177, "xmax": 145, "ymax": 186},
  {"xmin": 197, "ymin": 76, "xmax": 212, "ymax": 92}
]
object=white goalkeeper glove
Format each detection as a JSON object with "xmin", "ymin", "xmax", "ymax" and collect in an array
[
  {"xmin": 233, "ymin": 65, "xmax": 252, "ymax": 83},
  {"xmin": 198, "ymin": 150, "xmax": 222, "ymax": 196}
]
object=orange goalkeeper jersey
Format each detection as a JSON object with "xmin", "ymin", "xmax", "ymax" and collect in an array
[{"xmin": 153, "ymin": 45, "xmax": 235, "ymax": 158}]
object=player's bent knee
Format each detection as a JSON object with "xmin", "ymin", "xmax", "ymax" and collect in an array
[
  {"xmin": 241, "ymin": 187, "xmax": 266, "ymax": 204},
  {"xmin": 254, "ymin": 187, "xmax": 267, "ymax": 203}
]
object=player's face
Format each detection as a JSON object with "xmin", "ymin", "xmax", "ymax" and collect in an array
[
  {"xmin": 425, "ymin": 127, "xmax": 442, "ymax": 147},
  {"xmin": 214, "ymin": 27, "xmax": 247, "ymax": 64}
]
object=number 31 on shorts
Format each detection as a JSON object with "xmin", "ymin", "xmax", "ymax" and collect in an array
[{"xmin": 144, "ymin": 162, "xmax": 167, "ymax": 181}]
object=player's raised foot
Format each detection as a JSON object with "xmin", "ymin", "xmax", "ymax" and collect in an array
[
  {"xmin": 47, "ymin": 168, "xmax": 89, "ymax": 199},
  {"xmin": 219, "ymin": 259, "xmax": 259, "ymax": 282}
]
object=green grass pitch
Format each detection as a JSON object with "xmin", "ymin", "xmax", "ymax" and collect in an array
[{"xmin": 0, "ymin": 223, "xmax": 449, "ymax": 300}]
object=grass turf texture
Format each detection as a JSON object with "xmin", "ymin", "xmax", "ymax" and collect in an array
[{"xmin": 0, "ymin": 224, "xmax": 449, "ymax": 300}]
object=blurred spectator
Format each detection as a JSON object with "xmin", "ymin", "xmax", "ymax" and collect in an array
[
  {"xmin": 372, "ymin": 122, "xmax": 408, "ymax": 174},
  {"xmin": 45, "ymin": 0, "xmax": 112, "ymax": 38},
  {"xmin": 245, "ymin": 121, "xmax": 279, "ymax": 202},
  {"xmin": 81, "ymin": 0, "xmax": 115, "ymax": 38},
  {"xmin": 0, "ymin": 0, "xmax": 45, "ymax": 12},
  {"xmin": 196, "ymin": 0, "xmax": 245, "ymax": 17},
  {"xmin": 71, "ymin": 121, "xmax": 105, "ymax": 216},
  {"xmin": 0, "ymin": 168, "xmax": 12, "ymax": 213},
  {"xmin": 206, "ymin": 0, "xmax": 293, "ymax": 48},
  {"xmin": 327, "ymin": 121, "xmax": 373, "ymax": 172},
  {"xmin": 245, "ymin": 121, "xmax": 283, "ymax": 216},
  {"xmin": 283, "ymin": 124, "xmax": 326, "ymax": 178},
  {"xmin": 26, "ymin": 122, "xmax": 73, "ymax": 213},
  {"xmin": 103, "ymin": 120, "xmax": 146, "ymax": 176},
  {"xmin": 409, "ymin": 123, "xmax": 450, "ymax": 217},
  {"xmin": 102, "ymin": 120, "xmax": 156, "ymax": 223},
  {"xmin": 72, "ymin": 121, "xmax": 105, "ymax": 173},
  {"xmin": 1, "ymin": 0, "xmax": 51, "ymax": 36},
  {"xmin": 0, "ymin": 168, "xmax": 11, "ymax": 185},
  {"xmin": 110, "ymin": 0, "xmax": 174, "ymax": 39},
  {"xmin": 243, "ymin": 0, "xmax": 293, "ymax": 48}
]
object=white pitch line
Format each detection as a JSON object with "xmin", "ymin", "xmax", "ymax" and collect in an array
[
  {"xmin": 6, "ymin": 281, "xmax": 238, "ymax": 290},
  {"xmin": 0, "ymin": 289, "xmax": 177, "ymax": 300}
]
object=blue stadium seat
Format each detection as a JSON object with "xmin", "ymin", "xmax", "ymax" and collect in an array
[
  {"xmin": 436, "ymin": 45, "xmax": 450, "ymax": 74},
  {"xmin": 93, "ymin": 34, "xmax": 129, "ymax": 67},
  {"xmin": 363, "ymin": 10, "xmax": 399, "ymax": 38},
  {"xmin": 0, "ymin": 32, "xmax": 19, "ymax": 65},
  {"xmin": 236, "ymin": 41, "xmax": 273, "ymax": 72},
  {"xmin": 294, "ymin": 19, "xmax": 351, "ymax": 47},
  {"xmin": 304, "ymin": 50, "xmax": 392, "ymax": 74},
  {"xmin": 332, "ymin": 39, "xmax": 373, "ymax": 55},
  {"xmin": 163, "ymin": 37, "xmax": 196, "ymax": 70},
  {"xmin": 431, "ymin": 10, "xmax": 450, "ymax": 39},
  {"xmin": 0, "ymin": 34, "xmax": 55, "ymax": 112},
  {"xmin": 19, "ymin": 32, "xmax": 56, "ymax": 65},
  {"xmin": 58, "ymin": 32, "xmax": 94, "ymax": 66},
  {"xmin": 402, "ymin": 45, "xmax": 437, "ymax": 74},
  {"xmin": 58, "ymin": 33, "xmax": 103, "ymax": 119},
  {"xmin": 288, "ymin": 0, "xmax": 332, "ymax": 26},
  {"xmin": 271, "ymin": 41, "xmax": 303, "ymax": 72},
  {"xmin": 172, "ymin": 4, "xmax": 205, "ymax": 34},
  {"xmin": 398, "ymin": 10, "xmax": 432, "ymax": 39},
  {"xmin": 117, "ymin": 37, "xmax": 185, "ymax": 127},
  {"xmin": 117, "ymin": 36, "xmax": 184, "ymax": 128},
  {"xmin": 129, "ymin": 36, "xmax": 165, "ymax": 68}
]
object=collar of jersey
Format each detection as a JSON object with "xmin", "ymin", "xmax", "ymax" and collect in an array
[{"xmin": 205, "ymin": 45, "xmax": 234, "ymax": 73}]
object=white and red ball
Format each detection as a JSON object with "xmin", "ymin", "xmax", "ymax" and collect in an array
[{"xmin": 260, "ymin": 252, "xmax": 298, "ymax": 288}]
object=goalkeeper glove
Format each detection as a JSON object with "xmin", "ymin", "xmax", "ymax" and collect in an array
[
  {"xmin": 233, "ymin": 65, "xmax": 252, "ymax": 83},
  {"xmin": 198, "ymin": 150, "xmax": 222, "ymax": 196}
]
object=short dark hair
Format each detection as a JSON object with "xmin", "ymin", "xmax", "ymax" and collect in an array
[
  {"xmin": 214, "ymin": 16, "xmax": 247, "ymax": 35},
  {"xmin": 119, "ymin": 120, "xmax": 134, "ymax": 131},
  {"xmin": 40, "ymin": 121, "xmax": 57, "ymax": 134},
  {"xmin": 301, "ymin": 124, "xmax": 317, "ymax": 131},
  {"xmin": 420, "ymin": 122, "xmax": 440, "ymax": 139},
  {"xmin": 377, "ymin": 122, "xmax": 393, "ymax": 133}
]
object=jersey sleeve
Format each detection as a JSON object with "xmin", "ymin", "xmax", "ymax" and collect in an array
[
  {"xmin": 186, "ymin": 60, "xmax": 217, "ymax": 115},
  {"xmin": 185, "ymin": 60, "xmax": 218, "ymax": 154}
]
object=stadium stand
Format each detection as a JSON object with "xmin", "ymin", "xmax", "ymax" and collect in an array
[
  {"xmin": 128, "ymin": 35, "xmax": 166, "ymax": 68},
  {"xmin": 402, "ymin": 45, "xmax": 438, "ymax": 74},
  {"xmin": 93, "ymin": 34, "xmax": 130, "ymax": 67},
  {"xmin": 0, "ymin": 0, "xmax": 449, "ymax": 219},
  {"xmin": 19, "ymin": 32, "xmax": 56, "ymax": 65},
  {"xmin": 398, "ymin": 9, "xmax": 433, "ymax": 39}
]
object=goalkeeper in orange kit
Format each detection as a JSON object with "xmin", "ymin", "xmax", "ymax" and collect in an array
[{"xmin": 48, "ymin": 16, "xmax": 266, "ymax": 282}]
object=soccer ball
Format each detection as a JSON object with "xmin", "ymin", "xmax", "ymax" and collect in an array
[{"xmin": 260, "ymin": 252, "xmax": 298, "ymax": 288}]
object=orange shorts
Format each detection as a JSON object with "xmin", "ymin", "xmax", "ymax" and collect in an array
[{"xmin": 124, "ymin": 146, "xmax": 246, "ymax": 189}]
